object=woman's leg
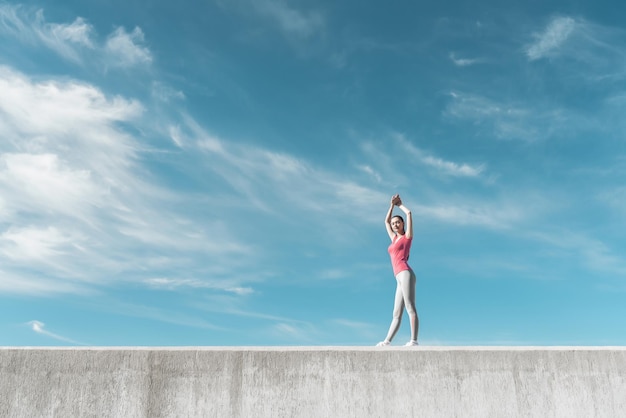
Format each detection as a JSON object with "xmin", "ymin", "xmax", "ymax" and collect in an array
[
  {"xmin": 397, "ymin": 269, "xmax": 419, "ymax": 342},
  {"xmin": 383, "ymin": 279, "xmax": 405, "ymax": 343}
]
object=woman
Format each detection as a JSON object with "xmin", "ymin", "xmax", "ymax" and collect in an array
[{"xmin": 377, "ymin": 194, "xmax": 419, "ymax": 346}]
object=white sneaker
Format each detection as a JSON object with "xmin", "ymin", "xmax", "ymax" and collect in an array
[
  {"xmin": 404, "ymin": 340, "xmax": 419, "ymax": 346},
  {"xmin": 376, "ymin": 340, "xmax": 390, "ymax": 346}
]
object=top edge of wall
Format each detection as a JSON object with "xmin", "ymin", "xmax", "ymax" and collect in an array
[{"xmin": 1, "ymin": 346, "xmax": 625, "ymax": 351}]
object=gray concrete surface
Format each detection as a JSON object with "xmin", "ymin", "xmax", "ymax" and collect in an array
[{"xmin": 1, "ymin": 347, "xmax": 625, "ymax": 417}]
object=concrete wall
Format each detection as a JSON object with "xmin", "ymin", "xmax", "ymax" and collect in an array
[{"xmin": 1, "ymin": 347, "xmax": 625, "ymax": 417}]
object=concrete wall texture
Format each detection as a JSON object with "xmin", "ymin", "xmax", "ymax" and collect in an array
[{"xmin": 1, "ymin": 347, "xmax": 625, "ymax": 418}]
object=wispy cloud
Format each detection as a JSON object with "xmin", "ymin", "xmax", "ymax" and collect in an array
[
  {"xmin": 0, "ymin": 270, "xmax": 92, "ymax": 295},
  {"xmin": 250, "ymin": 0, "xmax": 324, "ymax": 38},
  {"xmin": 524, "ymin": 16, "xmax": 626, "ymax": 82},
  {"xmin": 151, "ymin": 81, "xmax": 185, "ymax": 102},
  {"xmin": 270, "ymin": 322, "xmax": 316, "ymax": 343},
  {"xmin": 444, "ymin": 91, "xmax": 583, "ymax": 142},
  {"xmin": 356, "ymin": 165, "xmax": 382, "ymax": 183},
  {"xmin": 413, "ymin": 201, "xmax": 523, "ymax": 229},
  {"xmin": 144, "ymin": 277, "xmax": 254, "ymax": 295},
  {"xmin": 1, "ymin": 225, "xmax": 77, "ymax": 262},
  {"xmin": 598, "ymin": 186, "xmax": 626, "ymax": 215},
  {"xmin": 353, "ymin": 135, "xmax": 537, "ymax": 230},
  {"xmin": 102, "ymin": 301, "xmax": 223, "ymax": 330},
  {"xmin": 331, "ymin": 319, "xmax": 377, "ymax": 340},
  {"xmin": 527, "ymin": 230, "xmax": 626, "ymax": 278},
  {"xmin": 190, "ymin": 293, "xmax": 320, "ymax": 340},
  {"xmin": 394, "ymin": 134, "xmax": 485, "ymax": 177},
  {"xmin": 0, "ymin": 64, "xmax": 548, "ymax": 301},
  {"xmin": 47, "ymin": 16, "xmax": 93, "ymax": 47},
  {"xmin": 526, "ymin": 16, "xmax": 577, "ymax": 61},
  {"xmin": 27, "ymin": 320, "xmax": 86, "ymax": 345},
  {"xmin": 318, "ymin": 269, "xmax": 351, "ymax": 280},
  {"xmin": 0, "ymin": 5, "xmax": 94, "ymax": 62},
  {"xmin": 0, "ymin": 66, "xmax": 249, "ymax": 295},
  {"xmin": 104, "ymin": 27, "xmax": 152, "ymax": 68},
  {"xmin": 357, "ymin": 134, "xmax": 485, "ymax": 188},
  {"xmin": 449, "ymin": 52, "xmax": 481, "ymax": 67},
  {"xmin": 332, "ymin": 319, "xmax": 372, "ymax": 329},
  {"xmin": 174, "ymin": 115, "xmax": 388, "ymax": 224},
  {"xmin": 216, "ymin": 0, "xmax": 324, "ymax": 45},
  {"xmin": 0, "ymin": 4, "xmax": 151, "ymax": 68}
]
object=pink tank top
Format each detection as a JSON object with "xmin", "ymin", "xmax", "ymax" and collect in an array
[{"xmin": 388, "ymin": 234, "xmax": 412, "ymax": 275}]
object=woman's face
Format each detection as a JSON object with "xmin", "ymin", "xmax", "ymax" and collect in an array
[{"xmin": 391, "ymin": 217, "xmax": 404, "ymax": 234}]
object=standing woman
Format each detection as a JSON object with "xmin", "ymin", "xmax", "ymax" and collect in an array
[{"xmin": 377, "ymin": 194, "xmax": 419, "ymax": 346}]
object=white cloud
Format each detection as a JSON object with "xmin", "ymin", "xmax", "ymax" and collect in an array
[
  {"xmin": 0, "ymin": 66, "xmax": 251, "ymax": 296},
  {"xmin": 348, "ymin": 135, "xmax": 541, "ymax": 231},
  {"xmin": 414, "ymin": 202, "xmax": 522, "ymax": 229},
  {"xmin": 151, "ymin": 81, "xmax": 185, "ymax": 102},
  {"xmin": 357, "ymin": 164, "xmax": 382, "ymax": 183},
  {"xmin": 180, "ymin": 120, "xmax": 530, "ymax": 234},
  {"xmin": 0, "ymin": 65, "xmax": 142, "ymax": 224},
  {"xmin": 449, "ymin": 52, "xmax": 480, "ymax": 67},
  {"xmin": 524, "ymin": 16, "xmax": 626, "ymax": 82},
  {"xmin": 168, "ymin": 125, "xmax": 185, "ymax": 148},
  {"xmin": 271, "ymin": 322, "xmax": 313, "ymax": 342},
  {"xmin": 179, "ymin": 119, "xmax": 388, "ymax": 222},
  {"xmin": 421, "ymin": 155, "xmax": 484, "ymax": 177},
  {"xmin": 143, "ymin": 277, "xmax": 254, "ymax": 295},
  {"xmin": 1, "ymin": 225, "xmax": 75, "ymax": 261},
  {"xmin": 105, "ymin": 27, "xmax": 152, "ymax": 68},
  {"xmin": 392, "ymin": 133, "xmax": 485, "ymax": 177},
  {"xmin": 251, "ymin": 0, "xmax": 324, "ymax": 38},
  {"xmin": 227, "ymin": 287, "xmax": 255, "ymax": 296},
  {"xmin": 102, "ymin": 301, "xmax": 222, "ymax": 330},
  {"xmin": 46, "ymin": 16, "xmax": 94, "ymax": 48},
  {"xmin": 331, "ymin": 318, "xmax": 378, "ymax": 340},
  {"xmin": 444, "ymin": 91, "xmax": 582, "ymax": 142},
  {"xmin": 0, "ymin": 153, "xmax": 101, "ymax": 222},
  {"xmin": 446, "ymin": 91, "xmax": 524, "ymax": 120},
  {"xmin": 0, "ymin": 4, "xmax": 28, "ymax": 37},
  {"xmin": 332, "ymin": 319, "xmax": 372, "ymax": 329},
  {"xmin": 192, "ymin": 295, "xmax": 316, "ymax": 328},
  {"xmin": 0, "ymin": 65, "xmax": 143, "ymax": 136},
  {"xmin": 0, "ymin": 270, "xmax": 92, "ymax": 295},
  {"xmin": 27, "ymin": 320, "xmax": 86, "ymax": 345},
  {"xmin": 598, "ymin": 186, "xmax": 626, "ymax": 215},
  {"xmin": 318, "ymin": 269, "xmax": 350, "ymax": 280},
  {"xmin": 0, "ymin": 5, "xmax": 151, "ymax": 68},
  {"xmin": 528, "ymin": 230, "xmax": 626, "ymax": 277},
  {"xmin": 526, "ymin": 16, "xmax": 577, "ymax": 61},
  {"xmin": 0, "ymin": 5, "xmax": 94, "ymax": 62}
]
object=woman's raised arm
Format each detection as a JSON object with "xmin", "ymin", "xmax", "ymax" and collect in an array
[
  {"xmin": 396, "ymin": 196, "xmax": 413, "ymax": 240},
  {"xmin": 385, "ymin": 194, "xmax": 400, "ymax": 241}
]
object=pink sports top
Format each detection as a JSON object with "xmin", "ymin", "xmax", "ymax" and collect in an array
[{"xmin": 388, "ymin": 234, "xmax": 412, "ymax": 275}]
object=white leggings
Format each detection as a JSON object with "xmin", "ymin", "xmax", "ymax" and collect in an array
[{"xmin": 384, "ymin": 269, "xmax": 419, "ymax": 342}]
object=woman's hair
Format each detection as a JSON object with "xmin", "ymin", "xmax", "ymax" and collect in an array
[{"xmin": 391, "ymin": 215, "xmax": 404, "ymax": 223}]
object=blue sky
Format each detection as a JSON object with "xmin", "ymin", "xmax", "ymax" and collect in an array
[{"xmin": 1, "ymin": 0, "xmax": 625, "ymax": 346}]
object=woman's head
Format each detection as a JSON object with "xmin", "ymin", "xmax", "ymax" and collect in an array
[{"xmin": 390, "ymin": 215, "xmax": 405, "ymax": 235}]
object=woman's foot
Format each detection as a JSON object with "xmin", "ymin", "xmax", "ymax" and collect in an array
[
  {"xmin": 404, "ymin": 340, "xmax": 419, "ymax": 346},
  {"xmin": 376, "ymin": 340, "xmax": 390, "ymax": 346}
]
